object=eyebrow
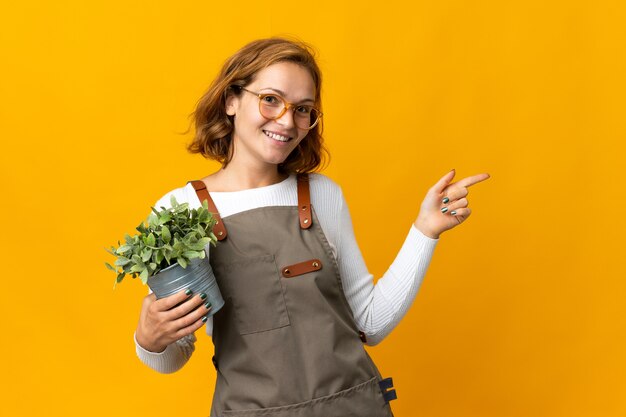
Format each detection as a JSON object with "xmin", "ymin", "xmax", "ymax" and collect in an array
[{"xmin": 260, "ymin": 87, "xmax": 315, "ymax": 104}]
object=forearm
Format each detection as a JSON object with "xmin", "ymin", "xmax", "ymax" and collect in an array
[
  {"xmin": 351, "ymin": 225, "xmax": 437, "ymax": 345},
  {"xmin": 337, "ymin": 197, "xmax": 438, "ymax": 345}
]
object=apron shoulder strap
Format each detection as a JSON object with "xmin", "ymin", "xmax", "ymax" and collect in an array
[
  {"xmin": 188, "ymin": 180, "xmax": 228, "ymax": 241},
  {"xmin": 296, "ymin": 173, "xmax": 312, "ymax": 229}
]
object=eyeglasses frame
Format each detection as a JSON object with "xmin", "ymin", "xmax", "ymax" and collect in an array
[{"xmin": 238, "ymin": 87, "xmax": 323, "ymax": 130}]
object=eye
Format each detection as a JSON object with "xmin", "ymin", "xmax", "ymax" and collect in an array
[
  {"xmin": 295, "ymin": 105, "xmax": 312, "ymax": 115},
  {"xmin": 261, "ymin": 95, "xmax": 281, "ymax": 105}
]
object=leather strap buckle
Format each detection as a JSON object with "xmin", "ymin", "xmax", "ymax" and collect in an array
[{"xmin": 379, "ymin": 377, "xmax": 397, "ymax": 403}]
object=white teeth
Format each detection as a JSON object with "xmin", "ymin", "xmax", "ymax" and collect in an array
[{"xmin": 264, "ymin": 130, "xmax": 290, "ymax": 142}]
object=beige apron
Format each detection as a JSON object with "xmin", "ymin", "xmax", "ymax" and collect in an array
[{"xmin": 191, "ymin": 174, "xmax": 397, "ymax": 417}]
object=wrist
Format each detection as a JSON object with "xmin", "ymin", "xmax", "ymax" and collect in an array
[
  {"xmin": 135, "ymin": 330, "xmax": 166, "ymax": 354},
  {"xmin": 414, "ymin": 219, "xmax": 440, "ymax": 240}
]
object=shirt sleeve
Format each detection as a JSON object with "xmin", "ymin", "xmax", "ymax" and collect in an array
[
  {"xmin": 134, "ymin": 332, "xmax": 197, "ymax": 374},
  {"xmin": 335, "ymin": 191, "xmax": 439, "ymax": 346}
]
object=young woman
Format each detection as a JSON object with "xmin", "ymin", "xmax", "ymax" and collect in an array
[{"xmin": 133, "ymin": 38, "xmax": 489, "ymax": 416}]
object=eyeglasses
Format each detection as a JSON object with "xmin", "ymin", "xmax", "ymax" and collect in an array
[{"xmin": 239, "ymin": 87, "xmax": 322, "ymax": 130}]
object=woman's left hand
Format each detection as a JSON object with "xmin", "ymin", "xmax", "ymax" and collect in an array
[{"xmin": 414, "ymin": 169, "xmax": 491, "ymax": 239}]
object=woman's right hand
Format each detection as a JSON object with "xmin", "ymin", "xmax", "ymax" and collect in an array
[{"xmin": 135, "ymin": 289, "xmax": 211, "ymax": 353}]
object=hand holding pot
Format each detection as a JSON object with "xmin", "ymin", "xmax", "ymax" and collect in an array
[{"xmin": 135, "ymin": 289, "xmax": 211, "ymax": 353}]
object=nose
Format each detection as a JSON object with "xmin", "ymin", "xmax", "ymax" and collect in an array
[{"xmin": 275, "ymin": 106, "xmax": 296, "ymax": 129}]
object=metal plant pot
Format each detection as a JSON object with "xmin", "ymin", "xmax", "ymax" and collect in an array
[{"xmin": 147, "ymin": 253, "xmax": 224, "ymax": 317}]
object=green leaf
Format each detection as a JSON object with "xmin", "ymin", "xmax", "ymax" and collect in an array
[
  {"xmin": 114, "ymin": 257, "xmax": 131, "ymax": 267},
  {"xmin": 187, "ymin": 237, "xmax": 210, "ymax": 251},
  {"xmin": 183, "ymin": 250, "xmax": 201, "ymax": 259},
  {"xmin": 141, "ymin": 248, "xmax": 152, "ymax": 262},
  {"xmin": 136, "ymin": 222, "xmax": 148, "ymax": 234},
  {"xmin": 177, "ymin": 257, "xmax": 187, "ymax": 269},
  {"xmin": 104, "ymin": 262, "xmax": 116, "ymax": 271},
  {"xmin": 146, "ymin": 233, "xmax": 155, "ymax": 247},
  {"xmin": 139, "ymin": 269, "xmax": 149, "ymax": 284},
  {"xmin": 161, "ymin": 225, "xmax": 171, "ymax": 244},
  {"xmin": 172, "ymin": 201, "xmax": 189, "ymax": 214},
  {"xmin": 147, "ymin": 213, "xmax": 159, "ymax": 229},
  {"xmin": 158, "ymin": 212, "xmax": 171, "ymax": 225},
  {"xmin": 116, "ymin": 272, "xmax": 125, "ymax": 283},
  {"xmin": 115, "ymin": 245, "xmax": 132, "ymax": 254}
]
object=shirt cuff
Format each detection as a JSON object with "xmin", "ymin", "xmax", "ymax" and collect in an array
[
  {"xmin": 410, "ymin": 223, "xmax": 440, "ymax": 243},
  {"xmin": 134, "ymin": 332, "xmax": 184, "ymax": 374}
]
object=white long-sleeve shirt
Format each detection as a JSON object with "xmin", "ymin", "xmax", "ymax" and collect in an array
[{"xmin": 135, "ymin": 173, "xmax": 438, "ymax": 373}]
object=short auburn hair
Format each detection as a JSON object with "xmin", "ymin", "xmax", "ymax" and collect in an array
[{"xmin": 187, "ymin": 37, "xmax": 329, "ymax": 174}]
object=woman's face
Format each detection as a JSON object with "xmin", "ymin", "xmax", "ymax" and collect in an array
[{"xmin": 226, "ymin": 61, "xmax": 316, "ymax": 170}]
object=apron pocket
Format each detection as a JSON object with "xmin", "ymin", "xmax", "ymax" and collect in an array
[{"xmin": 213, "ymin": 254, "xmax": 290, "ymax": 335}]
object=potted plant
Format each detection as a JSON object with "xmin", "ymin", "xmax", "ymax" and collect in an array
[{"xmin": 105, "ymin": 196, "xmax": 224, "ymax": 315}]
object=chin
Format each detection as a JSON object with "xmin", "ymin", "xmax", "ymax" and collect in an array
[
  {"xmin": 265, "ymin": 155, "xmax": 291, "ymax": 166},
  {"xmin": 263, "ymin": 146, "xmax": 299, "ymax": 165}
]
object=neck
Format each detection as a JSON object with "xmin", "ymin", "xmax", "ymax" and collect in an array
[{"xmin": 215, "ymin": 161, "xmax": 288, "ymax": 192}]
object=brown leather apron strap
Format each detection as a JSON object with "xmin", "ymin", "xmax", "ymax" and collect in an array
[
  {"xmin": 189, "ymin": 180, "xmax": 228, "ymax": 241},
  {"xmin": 296, "ymin": 173, "xmax": 312, "ymax": 229}
]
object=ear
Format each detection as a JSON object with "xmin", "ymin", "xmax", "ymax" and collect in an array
[{"xmin": 225, "ymin": 93, "xmax": 238, "ymax": 116}]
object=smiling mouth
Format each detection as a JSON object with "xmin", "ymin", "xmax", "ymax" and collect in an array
[{"xmin": 263, "ymin": 130, "xmax": 292, "ymax": 142}]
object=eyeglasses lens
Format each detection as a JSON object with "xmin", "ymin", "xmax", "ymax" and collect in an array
[{"xmin": 259, "ymin": 95, "xmax": 319, "ymax": 129}]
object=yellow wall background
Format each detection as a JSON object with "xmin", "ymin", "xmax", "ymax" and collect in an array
[{"xmin": 1, "ymin": 1, "xmax": 624, "ymax": 416}]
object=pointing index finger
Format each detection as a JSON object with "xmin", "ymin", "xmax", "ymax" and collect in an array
[{"xmin": 456, "ymin": 173, "xmax": 491, "ymax": 188}]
